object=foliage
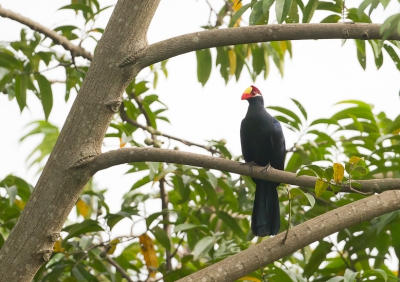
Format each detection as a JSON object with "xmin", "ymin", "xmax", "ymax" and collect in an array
[{"xmin": 1, "ymin": 0, "xmax": 400, "ymax": 281}]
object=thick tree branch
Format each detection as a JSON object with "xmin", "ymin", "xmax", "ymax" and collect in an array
[
  {"xmin": 140, "ymin": 23, "xmax": 400, "ymax": 68},
  {"xmin": 0, "ymin": 5, "xmax": 93, "ymax": 60},
  {"xmin": 90, "ymin": 148, "xmax": 400, "ymax": 193},
  {"xmin": 177, "ymin": 190, "xmax": 400, "ymax": 282}
]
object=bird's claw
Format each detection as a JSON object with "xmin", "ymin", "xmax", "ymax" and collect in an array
[
  {"xmin": 260, "ymin": 164, "xmax": 271, "ymax": 175},
  {"xmin": 241, "ymin": 161, "xmax": 258, "ymax": 174}
]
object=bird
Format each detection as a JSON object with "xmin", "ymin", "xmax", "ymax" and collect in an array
[{"xmin": 240, "ymin": 85, "xmax": 286, "ymax": 237}]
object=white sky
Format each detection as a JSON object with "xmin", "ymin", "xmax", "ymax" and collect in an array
[{"xmin": 0, "ymin": 0, "xmax": 399, "ymax": 266}]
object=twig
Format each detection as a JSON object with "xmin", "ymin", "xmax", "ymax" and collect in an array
[
  {"xmin": 0, "ymin": 6, "xmax": 93, "ymax": 60},
  {"xmin": 119, "ymin": 104, "xmax": 220, "ymax": 154},
  {"xmin": 105, "ymin": 256, "xmax": 134, "ymax": 282},
  {"xmin": 159, "ymin": 178, "xmax": 172, "ymax": 272}
]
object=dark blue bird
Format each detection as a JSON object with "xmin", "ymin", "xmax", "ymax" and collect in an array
[{"xmin": 240, "ymin": 85, "xmax": 286, "ymax": 237}]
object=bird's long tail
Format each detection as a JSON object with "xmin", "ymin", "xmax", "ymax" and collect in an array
[{"xmin": 251, "ymin": 180, "xmax": 280, "ymax": 236}]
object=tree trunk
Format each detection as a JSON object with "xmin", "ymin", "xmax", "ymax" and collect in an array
[{"xmin": 0, "ymin": 1, "xmax": 160, "ymax": 280}]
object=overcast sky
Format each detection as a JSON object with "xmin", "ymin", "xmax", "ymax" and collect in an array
[{"xmin": 1, "ymin": 0, "xmax": 399, "ymax": 235}]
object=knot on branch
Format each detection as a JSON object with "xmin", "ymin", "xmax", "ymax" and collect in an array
[
  {"xmin": 119, "ymin": 45, "xmax": 148, "ymax": 67},
  {"xmin": 362, "ymin": 31, "xmax": 369, "ymax": 40},
  {"xmin": 36, "ymin": 249, "xmax": 53, "ymax": 262},
  {"xmin": 70, "ymin": 154, "xmax": 97, "ymax": 168},
  {"xmin": 47, "ymin": 232, "xmax": 60, "ymax": 242},
  {"xmin": 105, "ymin": 100, "xmax": 122, "ymax": 113}
]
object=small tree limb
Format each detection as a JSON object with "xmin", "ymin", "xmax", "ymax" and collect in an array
[
  {"xmin": 176, "ymin": 190, "xmax": 400, "ymax": 282},
  {"xmin": 0, "ymin": 5, "xmax": 93, "ymax": 60},
  {"xmin": 140, "ymin": 23, "xmax": 400, "ymax": 68},
  {"xmin": 90, "ymin": 148, "xmax": 400, "ymax": 193}
]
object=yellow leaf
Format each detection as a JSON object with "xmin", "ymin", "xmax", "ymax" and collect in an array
[
  {"xmin": 14, "ymin": 199, "xmax": 26, "ymax": 210},
  {"xmin": 53, "ymin": 239, "xmax": 65, "ymax": 253},
  {"xmin": 119, "ymin": 137, "xmax": 126, "ymax": 148},
  {"xmin": 139, "ymin": 233, "xmax": 158, "ymax": 278},
  {"xmin": 280, "ymin": 41, "xmax": 287, "ymax": 53},
  {"xmin": 108, "ymin": 238, "xmax": 120, "ymax": 254},
  {"xmin": 76, "ymin": 199, "xmax": 90, "ymax": 218},
  {"xmin": 238, "ymin": 277, "xmax": 261, "ymax": 282},
  {"xmin": 232, "ymin": 0, "xmax": 242, "ymax": 12},
  {"xmin": 315, "ymin": 179, "xmax": 329, "ymax": 198},
  {"xmin": 333, "ymin": 163, "xmax": 344, "ymax": 183},
  {"xmin": 228, "ymin": 49, "xmax": 237, "ymax": 75}
]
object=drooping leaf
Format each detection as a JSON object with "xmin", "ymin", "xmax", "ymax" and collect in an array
[
  {"xmin": 196, "ymin": 49, "xmax": 212, "ymax": 86},
  {"xmin": 35, "ymin": 74, "xmax": 53, "ymax": 120}
]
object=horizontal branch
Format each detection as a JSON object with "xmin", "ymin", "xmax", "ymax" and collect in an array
[
  {"xmin": 0, "ymin": 6, "xmax": 93, "ymax": 60},
  {"xmin": 90, "ymin": 148, "xmax": 400, "ymax": 193},
  {"xmin": 140, "ymin": 23, "xmax": 400, "ymax": 67},
  {"xmin": 177, "ymin": 189, "xmax": 400, "ymax": 282}
]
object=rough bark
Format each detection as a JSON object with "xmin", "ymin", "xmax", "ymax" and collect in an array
[
  {"xmin": 177, "ymin": 190, "xmax": 400, "ymax": 282},
  {"xmin": 0, "ymin": 0, "xmax": 161, "ymax": 280}
]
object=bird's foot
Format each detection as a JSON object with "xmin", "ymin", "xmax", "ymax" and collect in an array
[
  {"xmin": 241, "ymin": 161, "xmax": 258, "ymax": 174},
  {"xmin": 260, "ymin": 164, "xmax": 271, "ymax": 175}
]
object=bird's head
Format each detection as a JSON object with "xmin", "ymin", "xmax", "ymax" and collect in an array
[{"xmin": 241, "ymin": 85, "xmax": 262, "ymax": 100}]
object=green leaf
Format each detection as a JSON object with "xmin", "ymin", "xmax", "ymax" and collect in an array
[
  {"xmin": 268, "ymin": 106, "xmax": 302, "ymax": 125},
  {"xmin": 290, "ymin": 188, "xmax": 315, "ymax": 208},
  {"xmin": 321, "ymin": 14, "xmax": 341, "ymax": 23},
  {"xmin": 35, "ymin": 74, "xmax": 53, "ymax": 120},
  {"xmin": 193, "ymin": 236, "xmax": 214, "ymax": 260},
  {"xmin": 217, "ymin": 211, "xmax": 245, "ymax": 239},
  {"xmin": 15, "ymin": 74, "xmax": 28, "ymax": 112},
  {"xmin": 302, "ymin": 0, "xmax": 319, "ymax": 23},
  {"xmin": 344, "ymin": 268, "xmax": 358, "ymax": 282},
  {"xmin": 304, "ymin": 241, "xmax": 333, "ymax": 278},
  {"xmin": 291, "ymin": 98, "xmax": 307, "ymax": 120},
  {"xmin": 263, "ymin": 0, "xmax": 275, "ymax": 14},
  {"xmin": 63, "ymin": 219, "xmax": 104, "ymax": 240},
  {"xmin": 152, "ymin": 226, "xmax": 171, "ymax": 251},
  {"xmin": 250, "ymin": 1, "xmax": 269, "ymax": 25},
  {"xmin": 380, "ymin": 13, "xmax": 400, "ymax": 41},
  {"xmin": 196, "ymin": 49, "xmax": 212, "ymax": 86},
  {"xmin": 276, "ymin": 0, "xmax": 293, "ymax": 23},
  {"xmin": 301, "ymin": 165, "xmax": 325, "ymax": 179},
  {"xmin": 58, "ymin": 4, "xmax": 94, "ymax": 15},
  {"xmin": 229, "ymin": 3, "xmax": 252, "ymax": 27},
  {"xmin": 368, "ymin": 40, "xmax": 383, "ymax": 69},
  {"xmin": 131, "ymin": 175, "xmax": 151, "ymax": 190},
  {"xmin": 174, "ymin": 223, "xmax": 210, "ymax": 233},
  {"xmin": 383, "ymin": 43, "xmax": 400, "ymax": 71},
  {"xmin": 361, "ymin": 269, "xmax": 387, "ymax": 281},
  {"xmin": 355, "ymin": 39, "xmax": 366, "ymax": 70}
]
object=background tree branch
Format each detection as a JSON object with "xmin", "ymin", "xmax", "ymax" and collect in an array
[
  {"xmin": 0, "ymin": 5, "xmax": 93, "ymax": 60},
  {"xmin": 177, "ymin": 189, "xmax": 400, "ymax": 282},
  {"xmin": 90, "ymin": 148, "xmax": 400, "ymax": 193},
  {"xmin": 140, "ymin": 23, "xmax": 400, "ymax": 68}
]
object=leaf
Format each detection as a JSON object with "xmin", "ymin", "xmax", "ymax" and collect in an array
[
  {"xmin": 63, "ymin": 219, "xmax": 104, "ymax": 240},
  {"xmin": 228, "ymin": 49, "xmax": 236, "ymax": 75},
  {"xmin": 355, "ymin": 39, "xmax": 366, "ymax": 70},
  {"xmin": 383, "ymin": 43, "xmax": 400, "ymax": 71},
  {"xmin": 362, "ymin": 269, "xmax": 387, "ymax": 281},
  {"xmin": 193, "ymin": 236, "xmax": 214, "ymax": 260},
  {"xmin": 315, "ymin": 179, "xmax": 329, "ymax": 198},
  {"xmin": 196, "ymin": 49, "xmax": 212, "ymax": 86},
  {"xmin": 276, "ymin": 0, "xmax": 293, "ymax": 23},
  {"xmin": 229, "ymin": 3, "xmax": 252, "ymax": 27},
  {"xmin": 321, "ymin": 14, "xmax": 341, "ymax": 23},
  {"xmin": 267, "ymin": 106, "xmax": 302, "ymax": 125},
  {"xmin": 290, "ymin": 188, "xmax": 315, "ymax": 207},
  {"xmin": 107, "ymin": 238, "xmax": 120, "ymax": 254},
  {"xmin": 344, "ymin": 268, "xmax": 358, "ymax": 282},
  {"xmin": 333, "ymin": 163, "xmax": 345, "ymax": 183},
  {"xmin": 286, "ymin": 0, "xmax": 299, "ymax": 23},
  {"xmin": 34, "ymin": 74, "xmax": 53, "ymax": 120},
  {"xmin": 15, "ymin": 74, "xmax": 28, "ymax": 112},
  {"xmin": 303, "ymin": 241, "xmax": 333, "ymax": 278},
  {"xmin": 249, "ymin": 1, "xmax": 268, "ymax": 25},
  {"xmin": 139, "ymin": 233, "xmax": 159, "ymax": 278},
  {"xmin": 58, "ymin": 4, "xmax": 94, "ymax": 15},
  {"xmin": 76, "ymin": 199, "xmax": 90, "ymax": 218},
  {"xmin": 301, "ymin": 165, "xmax": 325, "ymax": 179},
  {"xmin": 152, "ymin": 226, "xmax": 171, "ymax": 251},
  {"xmin": 302, "ymin": 0, "xmax": 319, "ymax": 23},
  {"xmin": 174, "ymin": 223, "xmax": 210, "ymax": 233},
  {"xmin": 291, "ymin": 98, "xmax": 307, "ymax": 120},
  {"xmin": 263, "ymin": 0, "xmax": 275, "ymax": 14},
  {"xmin": 5, "ymin": 185, "xmax": 17, "ymax": 206},
  {"xmin": 217, "ymin": 211, "xmax": 245, "ymax": 239}
]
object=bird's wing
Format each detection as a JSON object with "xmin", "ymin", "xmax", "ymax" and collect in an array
[{"xmin": 269, "ymin": 119, "xmax": 286, "ymax": 170}]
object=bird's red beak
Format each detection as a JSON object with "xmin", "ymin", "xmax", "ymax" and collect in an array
[{"xmin": 241, "ymin": 86, "xmax": 253, "ymax": 100}]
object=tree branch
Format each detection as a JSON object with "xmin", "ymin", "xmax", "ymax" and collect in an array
[
  {"xmin": 140, "ymin": 23, "xmax": 400, "ymax": 68},
  {"xmin": 0, "ymin": 5, "xmax": 93, "ymax": 61},
  {"xmin": 119, "ymin": 105, "xmax": 219, "ymax": 154},
  {"xmin": 105, "ymin": 256, "xmax": 134, "ymax": 282},
  {"xmin": 90, "ymin": 148, "xmax": 400, "ymax": 193},
  {"xmin": 177, "ymin": 190, "xmax": 400, "ymax": 282}
]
